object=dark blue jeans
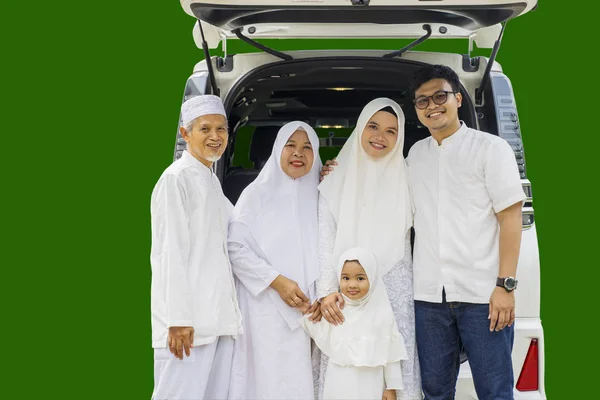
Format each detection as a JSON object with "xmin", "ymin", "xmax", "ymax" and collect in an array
[{"xmin": 415, "ymin": 291, "xmax": 514, "ymax": 400}]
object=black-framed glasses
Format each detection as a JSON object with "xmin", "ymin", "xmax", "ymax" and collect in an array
[{"xmin": 413, "ymin": 90, "xmax": 457, "ymax": 110}]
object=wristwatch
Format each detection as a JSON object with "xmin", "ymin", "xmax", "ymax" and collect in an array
[{"xmin": 496, "ymin": 277, "xmax": 518, "ymax": 292}]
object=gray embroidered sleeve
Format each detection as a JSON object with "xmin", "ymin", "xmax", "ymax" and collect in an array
[{"xmin": 316, "ymin": 195, "xmax": 339, "ymax": 299}]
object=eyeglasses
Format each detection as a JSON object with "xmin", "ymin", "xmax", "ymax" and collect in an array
[{"xmin": 413, "ymin": 90, "xmax": 457, "ymax": 110}]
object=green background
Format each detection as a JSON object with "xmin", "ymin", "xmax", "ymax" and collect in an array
[{"xmin": 2, "ymin": 1, "xmax": 595, "ymax": 398}]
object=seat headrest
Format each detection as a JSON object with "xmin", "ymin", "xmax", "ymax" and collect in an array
[{"xmin": 249, "ymin": 126, "xmax": 280, "ymax": 168}]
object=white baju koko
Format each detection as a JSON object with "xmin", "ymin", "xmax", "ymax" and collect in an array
[
  {"xmin": 407, "ymin": 122, "xmax": 527, "ymax": 303},
  {"xmin": 301, "ymin": 248, "xmax": 407, "ymax": 400},
  {"xmin": 150, "ymin": 149, "xmax": 243, "ymax": 400},
  {"xmin": 228, "ymin": 122, "xmax": 323, "ymax": 400},
  {"xmin": 316, "ymin": 98, "xmax": 423, "ymax": 399}
]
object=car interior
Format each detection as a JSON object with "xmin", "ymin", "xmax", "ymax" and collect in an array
[{"xmin": 219, "ymin": 57, "xmax": 477, "ymax": 204}]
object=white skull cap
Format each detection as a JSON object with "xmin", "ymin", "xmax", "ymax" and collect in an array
[{"xmin": 181, "ymin": 95, "xmax": 226, "ymax": 126}]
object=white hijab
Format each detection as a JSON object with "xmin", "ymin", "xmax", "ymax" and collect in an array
[
  {"xmin": 229, "ymin": 121, "xmax": 322, "ymax": 330},
  {"xmin": 318, "ymin": 98, "xmax": 412, "ymax": 277},
  {"xmin": 300, "ymin": 247, "xmax": 407, "ymax": 367}
]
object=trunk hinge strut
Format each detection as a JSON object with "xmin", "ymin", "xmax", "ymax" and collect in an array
[
  {"xmin": 197, "ymin": 21, "xmax": 220, "ymax": 96},
  {"xmin": 475, "ymin": 21, "xmax": 506, "ymax": 106},
  {"xmin": 232, "ymin": 28, "xmax": 293, "ymax": 61},
  {"xmin": 383, "ymin": 24, "xmax": 432, "ymax": 58}
]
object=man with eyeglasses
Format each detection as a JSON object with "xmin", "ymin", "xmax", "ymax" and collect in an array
[{"xmin": 407, "ymin": 64, "xmax": 525, "ymax": 399}]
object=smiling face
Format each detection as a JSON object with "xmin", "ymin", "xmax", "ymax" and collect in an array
[
  {"xmin": 180, "ymin": 114, "xmax": 228, "ymax": 168},
  {"xmin": 340, "ymin": 260, "xmax": 370, "ymax": 300},
  {"xmin": 280, "ymin": 129, "xmax": 315, "ymax": 179},
  {"xmin": 414, "ymin": 78, "xmax": 462, "ymax": 138},
  {"xmin": 360, "ymin": 110, "xmax": 399, "ymax": 158}
]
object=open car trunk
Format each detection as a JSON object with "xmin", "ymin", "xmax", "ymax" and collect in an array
[
  {"xmin": 182, "ymin": 0, "xmax": 537, "ymax": 49},
  {"xmin": 219, "ymin": 57, "xmax": 478, "ymax": 204}
]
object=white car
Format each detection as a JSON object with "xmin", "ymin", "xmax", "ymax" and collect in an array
[{"xmin": 177, "ymin": 1, "xmax": 545, "ymax": 399}]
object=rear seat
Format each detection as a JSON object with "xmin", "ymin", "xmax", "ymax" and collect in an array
[
  {"xmin": 403, "ymin": 123, "xmax": 431, "ymax": 157},
  {"xmin": 223, "ymin": 127, "xmax": 279, "ymax": 204}
]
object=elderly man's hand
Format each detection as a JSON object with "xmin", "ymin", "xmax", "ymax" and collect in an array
[
  {"xmin": 306, "ymin": 300, "xmax": 322, "ymax": 322},
  {"xmin": 320, "ymin": 159, "xmax": 338, "ymax": 182},
  {"xmin": 270, "ymin": 275, "xmax": 311, "ymax": 310},
  {"xmin": 320, "ymin": 292, "xmax": 345, "ymax": 325},
  {"xmin": 168, "ymin": 326, "xmax": 195, "ymax": 360}
]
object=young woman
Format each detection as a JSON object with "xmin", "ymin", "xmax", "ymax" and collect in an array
[{"xmin": 315, "ymin": 98, "xmax": 422, "ymax": 399}]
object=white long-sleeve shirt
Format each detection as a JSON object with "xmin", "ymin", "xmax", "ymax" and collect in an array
[
  {"xmin": 150, "ymin": 151, "xmax": 242, "ymax": 348},
  {"xmin": 407, "ymin": 123, "xmax": 526, "ymax": 304}
]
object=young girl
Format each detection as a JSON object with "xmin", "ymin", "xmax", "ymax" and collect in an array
[{"xmin": 301, "ymin": 247, "xmax": 407, "ymax": 400}]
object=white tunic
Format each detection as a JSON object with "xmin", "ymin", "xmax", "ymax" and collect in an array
[
  {"xmin": 407, "ymin": 123, "xmax": 526, "ymax": 304},
  {"xmin": 150, "ymin": 150, "xmax": 242, "ymax": 349},
  {"xmin": 315, "ymin": 197, "xmax": 422, "ymax": 400}
]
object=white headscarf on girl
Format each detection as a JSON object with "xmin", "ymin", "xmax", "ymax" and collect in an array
[
  {"xmin": 318, "ymin": 98, "xmax": 412, "ymax": 277},
  {"xmin": 300, "ymin": 247, "xmax": 407, "ymax": 366},
  {"xmin": 229, "ymin": 121, "xmax": 323, "ymax": 330}
]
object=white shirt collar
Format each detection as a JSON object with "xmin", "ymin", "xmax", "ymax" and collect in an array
[
  {"xmin": 181, "ymin": 150, "xmax": 212, "ymax": 176},
  {"xmin": 430, "ymin": 121, "xmax": 468, "ymax": 148}
]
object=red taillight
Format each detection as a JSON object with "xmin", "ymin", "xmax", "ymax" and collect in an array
[{"xmin": 516, "ymin": 338, "xmax": 539, "ymax": 391}]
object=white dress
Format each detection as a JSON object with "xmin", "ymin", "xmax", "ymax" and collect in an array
[
  {"xmin": 315, "ymin": 196, "xmax": 422, "ymax": 400},
  {"xmin": 228, "ymin": 121, "xmax": 324, "ymax": 400},
  {"xmin": 324, "ymin": 361, "xmax": 403, "ymax": 400},
  {"xmin": 228, "ymin": 238, "xmax": 315, "ymax": 400}
]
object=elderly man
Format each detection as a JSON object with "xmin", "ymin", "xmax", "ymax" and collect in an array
[{"xmin": 150, "ymin": 95, "xmax": 242, "ymax": 400}]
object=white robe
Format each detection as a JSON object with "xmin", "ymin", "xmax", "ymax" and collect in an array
[
  {"xmin": 150, "ymin": 150, "xmax": 243, "ymax": 399},
  {"xmin": 152, "ymin": 336, "xmax": 234, "ymax": 400},
  {"xmin": 228, "ymin": 122, "xmax": 322, "ymax": 400},
  {"xmin": 228, "ymin": 237, "xmax": 315, "ymax": 400},
  {"xmin": 150, "ymin": 150, "xmax": 242, "ymax": 347}
]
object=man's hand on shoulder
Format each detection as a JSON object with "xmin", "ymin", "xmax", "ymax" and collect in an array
[{"xmin": 320, "ymin": 158, "xmax": 338, "ymax": 182}]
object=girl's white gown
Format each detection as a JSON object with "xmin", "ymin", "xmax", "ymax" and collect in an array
[{"xmin": 323, "ymin": 361, "xmax": 403, "ymax": 400}]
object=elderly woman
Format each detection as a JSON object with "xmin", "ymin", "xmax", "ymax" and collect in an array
[
  {"xmin": 316, "ymin": 98, "xmax": 423, "ymax": 399},
  {"xmin": 228, "ymin": 121, "xmax": 323, "ymax": 400}
]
